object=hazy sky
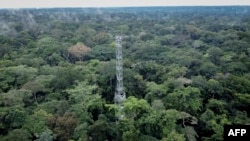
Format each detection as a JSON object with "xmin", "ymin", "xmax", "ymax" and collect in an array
[{"xmin": 1, "ymin": 0, "xmax": 250, "ymax": 8}]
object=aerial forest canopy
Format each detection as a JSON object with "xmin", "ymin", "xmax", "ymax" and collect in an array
[{"xmin": 0, "ymin": 6, "xmax": 250, "ymax": 141}]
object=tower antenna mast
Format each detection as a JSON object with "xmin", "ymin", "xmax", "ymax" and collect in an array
[{"xmin": 114, "ymin": 36, "xmax": 126, "ymax": 115}]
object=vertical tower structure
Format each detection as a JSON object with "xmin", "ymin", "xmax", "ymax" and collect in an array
[{"xmin": 114, "ymin": 36, "xmax": 126, "ymax": 110}]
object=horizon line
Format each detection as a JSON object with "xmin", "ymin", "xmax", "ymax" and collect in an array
[{"xmin": 1, "ymin": 5, "xmax": 250, "ymax": 10}]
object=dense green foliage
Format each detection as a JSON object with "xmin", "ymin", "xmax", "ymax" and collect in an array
[{"xmin": 0, "ymin": 7, "xmax": 250, "ymax": 141}]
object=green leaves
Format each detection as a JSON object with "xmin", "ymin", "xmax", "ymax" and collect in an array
[
  {"xmin": 234, "ymin": 93, "xmax": 250, "ymax": 105},
  {"xmin": 35, "ymin": 129, "xmax": 55, "ymax": 141},
  {"xmin": 164, "ymin": 87, "xmax": 202, "ymax": 115},
  {"xmin": 23, "ymin": 109, "xmax": 52, "ymax": 134},
  {"xmin": 0, "ymin": 65, "xmax": 38, "ymax": 92},
  {"xmin": 87, "ymin": 114, "xmax": 115, "ymax": 141},
  {"xmin": 66, "ymin": 81, "xmax": 99, "ymax": 104},
  {"xmin": 1, "ymin": 129, "xmax": 32, "ymax": 141},
  {"xmin": 145, "ymin": 81, "xmax": 167, "ymax": 103},
  {"xmin": 4, "ymin": 106, "xmax": 27, "ymax": 128},
  {"xmin": 200, "ymin": 109, "xmax": 231, "ymax": 141},
  {"xmin": 223, "ymin": 75, "xmax": 250, "ymax": 94},
  {"xmin": 66, "ymin": 80, "xmax": 102, "ymax": 122},
  {"xmin": 37, "ymin": 36, "xmax": 59, "ymax": 56},
  {"xmin": 117, "ymin": 118, "xmax": 140, "ymax": 141},
  {"xmin": 0, "ymin": 90, "xmax": 24, "ymax": 107},
  {"xmin": 207, "ymin": 79, "xmax": 224, "ymax": 98},
  {"xmin": 122, "ymin": 96, "xmax": 151, "ymax": 119},
  {"xmin": 49, "ymin": 67, "xmax": 83, "ymax": 91},
  {"xmin": 162, "ymin": 130, "xmax": 185, "ymax": 141}
]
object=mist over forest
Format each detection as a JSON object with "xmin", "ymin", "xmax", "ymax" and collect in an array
[{"xmin": 0, "ymin": 6, "xmax": 250, "ymax": 141}]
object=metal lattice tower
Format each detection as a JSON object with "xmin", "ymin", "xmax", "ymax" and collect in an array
[{"xmin": 114, "ymin": 36, "xmax": 126, "ymax": 110}]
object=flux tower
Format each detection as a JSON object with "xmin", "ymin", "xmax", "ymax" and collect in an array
[{"xmin": 114, "ymin": 36, "xmax": 126, "ymax": 111}]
